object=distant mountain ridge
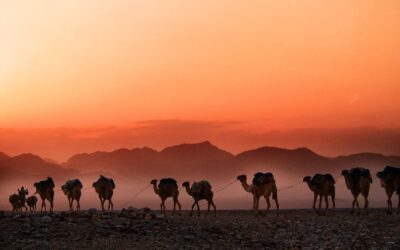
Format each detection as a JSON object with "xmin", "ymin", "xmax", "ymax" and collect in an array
[{"xmin": 1, "ymin": 141, "xmax": 400, "ymax": 181}]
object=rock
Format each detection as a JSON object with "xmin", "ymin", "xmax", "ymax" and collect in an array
[
  {"xmin": 87, "ymin": 208, "xmax": 97, "ymax": 214},
  {"xmin": 41, "ymin": 216, "xmax": 52, "ymax": 223},
  {"xmin": 144, "ymin": 214, "xmax": 153, "ymax": 221}
]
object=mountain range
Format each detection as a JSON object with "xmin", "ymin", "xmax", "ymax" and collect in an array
[{"xmin": 1, "ymin": 141, "xmax": 400, "ymax": 182}]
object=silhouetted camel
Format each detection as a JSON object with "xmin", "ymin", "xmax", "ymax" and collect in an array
[
  {"xmin": 182, "ymin": 180, "xmax": 216, "ymax": 217},
  {"xmin": 34, "ymin": 177, "xmax": 55, "ymax": 212},
  {"xmin": 151, "ymin": 178, "xmax": 181, "ymax": 215},
  {"xmin": 62, "ymin": 179, "xmax": 83, "ymax": 211},
  {"xmin": 303, "ymin": 174, "xmax": 335, "ymax": 216},
  {"xmin": 342, "ymin": 168, "xmax": 372, "ymax": 215},
  {"xmin": 237, "ymin": 173, "xmax": 279, "ymax": 217},
  {"xmin": 92, "ymin": 175, "xmax": 115, "ymax": 211},
  {"xmin": 377, "ymin": 166, "xmax": 400, "ymax": 214},
  {"xmin": 26, "ymin": 195, "xmax": 38, "ymax": 212},
  {"xmin": 9, "ymin": 187, "xmax": 28, "ymax": 211}
]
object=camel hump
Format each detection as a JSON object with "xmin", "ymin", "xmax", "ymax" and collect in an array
[
  {"xmin": 311, "ymin": 174, "xmax": 334, "ymax": 185},
  {"xmin": 191, "ymin": 181, "xmax": 212, "ymax": 197},
  {"xmin": 252, "ymin": 172, "xmax": 274, "ymax": 186},
  {"xmin": 64, "ymin": 179, "xmax": 83, "ymax": 190},
  {"xmin": 378, "ymin": 166, "xmax": 400, "ymax": 182},
  {"xmin": 324, "ymin": 174, "xmax": 335, "ymax": 184},
  {"xmin": 349, "ymin": 167, "xmax": 372, "ymax": 183},
  {"xmin": 159, "ymin": 178, "xmax": 178, "ymax": 188}
]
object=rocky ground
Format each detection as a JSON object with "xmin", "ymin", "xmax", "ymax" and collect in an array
[{"xmin": 0, "ymin": 208, "xmax": 399, "ymax": 250}]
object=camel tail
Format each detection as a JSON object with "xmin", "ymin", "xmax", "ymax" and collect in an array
[{"xmin": 368, "ymin": 175, "xmax": 373, "ymax": 184}]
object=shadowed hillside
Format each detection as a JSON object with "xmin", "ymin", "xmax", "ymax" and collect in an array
[{"xmin": 1, "ymin": 142, "xmax": 400, "ymax": 210}]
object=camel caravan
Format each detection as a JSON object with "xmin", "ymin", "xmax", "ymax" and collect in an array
[{"xmin": 7, "ymin": 165, "xmax": 400, "ymax": 216}]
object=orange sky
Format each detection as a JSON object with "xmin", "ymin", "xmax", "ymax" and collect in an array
[{"xmin": 1, "ymin": 1, "xmax": 400, "ymax": 158}]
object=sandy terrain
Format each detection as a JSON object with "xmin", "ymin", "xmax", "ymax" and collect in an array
[{"xmin": 1, "ymin": 208, "xmax": 399, "ymax": 250}]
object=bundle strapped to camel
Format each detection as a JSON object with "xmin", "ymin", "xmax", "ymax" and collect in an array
[
  {"xmin": 97, "ymin": 175, "xmax": 116, "ymax": 189},
  {"xmin": 311, "ymin": 174, "xmax": 335, "ymax": 187},
  {"xmin": 62, "ymin": 179, "xmax": 83, "ymax": 195},
  {"xmin": 347, "ymin": 168, "xmax": 372, "ymax": 184},
  {"xmin": 159, "ymin": 178, "xmax": 178, "ymax": 189},
  {"xmin": 252, "ymin": 172, "xmax": 274, "ymax": 186},
  {"xmin": 34, "ymin": 177, "xmax": 55, "ymax": 193}
]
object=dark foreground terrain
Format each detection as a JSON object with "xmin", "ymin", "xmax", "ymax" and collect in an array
[{"xmin": 1, "ymin": 208, "xmax": 399, "ymax": 249}]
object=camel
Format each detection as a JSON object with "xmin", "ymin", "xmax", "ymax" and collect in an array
[
  {"xmin": 377, "ymin": 166, "xmax": 400, "ymax": 215},
  {"xmin": 150, "ymin": 178, "xmax": 181, "ymax": 215},
  {"xmin": 26, "ymin": 196, "xmax": 38, "ymax": 212},
  {"xmin": 92, "ymin": 175, "xmax": 116, "ymax": 211},
  {"xmin": 62, "ymin": 179, "xmax": 83, "ymax": 211},
  {"xmin": 342, "ymin": 168, "xmax": 372, "ymax": 215},
  {"xmin": 237, "ymin": 173, "xmax": 279, "ymax": 217},
  {"xmin": 182, "ymin": 180, "xmax": 216, "ymax": 217},
  {"xmin": 303, "ymin": 174, "xmax": 335, "ymax": 216},
  {"xmin": 34, "ymin": 177, "xmax": 55, "ymax": 212},
  {"xmin": 9, "ymin": 187, "xmax": 28, "ymax": 211}
]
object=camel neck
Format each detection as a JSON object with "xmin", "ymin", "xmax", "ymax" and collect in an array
[
  {"xmin": 152, "ymin": 183, "xmax": 160, "ymax": 195},
  {"xmin": 240, "ymin": 180, "xmax": 252, "ymax": 193},
  {"xmin": 184, "ymin": 186, "xmax": 193, "ymax": 196},
  {"xmin": 305, "ymin": 181, "xmax": 315, "ymax": 192}
]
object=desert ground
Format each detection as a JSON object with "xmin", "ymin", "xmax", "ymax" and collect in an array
[{"xmin": 1, "ymin": 208, "xmax": 399, "ymax": 250}]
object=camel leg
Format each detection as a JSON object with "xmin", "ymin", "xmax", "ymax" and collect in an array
[
  {"xmin": 206, "ymin": 201, "xmax": 210, "ymax": 217},
  {"xmin": 274, "ymin": 196, "xmax": 280, "ymax": 217},
  {"xmin": 172, "ymin": 198, "xmax": 177, "ymax": 215},
  {"xmin": 351, "ymin": 198, "xmax": 356, "ymax": 215},
  {"xmin": 253, "ymin": 196, "xmax": 257, "ymax": 216},
  {"xmin": 77, "ymin": 198, "xmax": 80, "ymax": 211},
  {"xmin": 397, "ymin": 195, "xmax": 400, "ymax": 215},
  {"xmin": 255, "ymin": 196, "xmax": 260, "ymax": 217},
  {"xmin": 196, "ymin": 201, "xmax": 200, "ymax": 217},
  {"xmin": 161, "ymin": 199, "xmax": 166, "ymax": 215},
  {"xmin": 70, "ymin": 198, "xmax": 74, "ymax": 212},
  {"xmin": 356, "ymin": 197, "xmax": 360, "ymax": 215},
  {"xmin": 176, "ymin": 198, "xmax": 182, "ymax": 216},
  {"xmin": 190, "ymin": 202, "xmax": 196, "ymax": 217},
  {"xmin": 108, "ymin": 198, "xmax": 113, "ymax": 211},
  {"xmin": 160, "ymin": 200, "xmax": 164, "ymax": 214},
  {"xmin": 386, "ymin": 190, "xmax": 393, "ymax": 215},
  {"xmin": 41, "ymin": 199, "xmax": 46, "ymax": 213},
  {"xmin": 99, "ymin": 196, "xmax": 105, "ymax": 211},
  {"xmin": 312, "ymin": 193, "xmax": 318, "ymax": 215},
  {"xmin": 264, "ymin": 195, "xmax": 271, "ymax": 216},
  {"xmin": 324, "ymin": 196, "xmax": 329, "ymax": 216},
  {"xmin": 318, "ymin": 195, "xmax": 322, "ymax": 216},
  {"xmin": 211, "ymin": 200, "xmax": 217, "ymax": 217},
  {"xmin": 363, "ymin": 195, "xmax": 369, "ymax": 216}
]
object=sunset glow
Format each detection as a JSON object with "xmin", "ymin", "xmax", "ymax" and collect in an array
[{"xmin": 1, "ymin": 1, "xmax": 400, "ymax": 160}]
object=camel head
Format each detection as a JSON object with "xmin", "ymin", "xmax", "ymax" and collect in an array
[
  {"xmin": 182, "ymin": 181, "xmax": 190, "ymax": 188},
  {"xmin": 341, "ymin": 170, "xmax": 349, "ymax": 177},
  {"xmin": 150, "ymin": 179, "xmax": 157, "ymax": 185},
  {"xmin": 303, "ymin": 176, "xmax": 311, "ymax": 183},
  {"xmin": 237, "ymin": 175, "xmax": 247, "ymax": 182}
]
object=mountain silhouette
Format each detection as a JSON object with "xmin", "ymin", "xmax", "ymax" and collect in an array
[
  {"xmin": 0, "ymin": 153, "xmax": 78, "ymax": 181},
  {"xmin": 2, "ymin": 142, "xmax": 400, "ymax": 182},
  {"xmin": 0, "ymin": 152, "xmax": 10, "ymax": 162}
]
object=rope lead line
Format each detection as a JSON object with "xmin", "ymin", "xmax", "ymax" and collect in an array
[
  {"xmin": 214, "ymin": 179, "xmax": 238, "ymax": 193},
  {"xmin": 120, "ymin": 184, "xmax": 151, "ymax": 208}
]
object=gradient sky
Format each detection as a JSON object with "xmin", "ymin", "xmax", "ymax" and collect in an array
[{"xmin": 1, "ymin": 1, "xmax": 400, "ymax": 159}]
